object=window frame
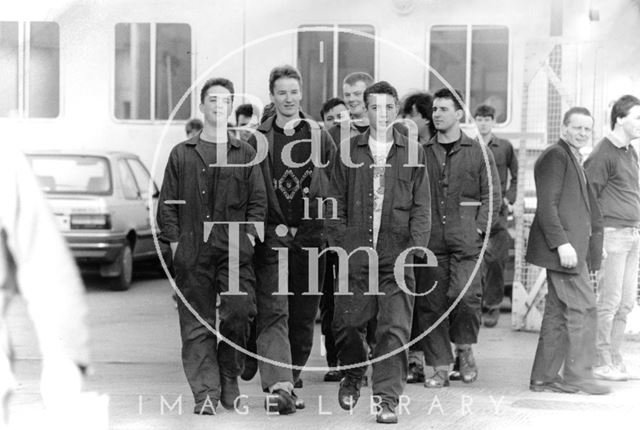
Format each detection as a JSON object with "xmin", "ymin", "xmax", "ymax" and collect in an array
[
  {"xmin": 425, "ymin": 24, "xmax": 512, "ymax": 127},
  {"xmin": 0, "ymin": 20, "xmax": 62, "ymax": 120},
  {"xmin": 294, "ymin": 24, "xmax": 377, "ymax": 119},
  {"xmin": 111, "ymin": 22, "xmax": 195, "ymax": 124}
]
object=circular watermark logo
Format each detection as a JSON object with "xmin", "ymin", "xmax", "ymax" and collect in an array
[{"xmin": 147, "ymin": 26, "xmax": 496, "ymax": 373}]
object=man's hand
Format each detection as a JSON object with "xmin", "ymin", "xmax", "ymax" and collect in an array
[
  {"xmin": 557, "ymin": 243, "xmax": 578, "ymax": 269},
  {"xmin": 170, "ymin": 242, "xmax": 178, "ymax": 259}
]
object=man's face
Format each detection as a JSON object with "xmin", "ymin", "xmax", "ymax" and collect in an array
[
  {"xmin": 562, "ymin": 113, "xmax": 593, "ymax": 149},
  {"xmin": 236, "ymin": 114, "xmax": 256, "ymax": 141},
  {"xmin": 270, "ymin": 77, "xmax": 302, "ymax": 119},
  {"xmin": 618, "ymin": 105, "xmax": 640, "ymax": 140},
  {"xmin": 432, "ymin": 97, "xmax": 462, "ymax": 133},
  {"xmin": 365, "ymin": 93, "xmax": 398, "ymax": 133},
  {"xmin": 199, "ymin": 85, "xmax": 232, "ymax": 126},
  {"xmin": 474, "ymin": 115, "xmax": 495, "ymax": 137},
  {"xmin": 323, "ymin": 104, "xmax": 347, "ymax": 129},
  {"xmin": 343, "ymin": 80, "xmax": 368, "ymax": 118}
]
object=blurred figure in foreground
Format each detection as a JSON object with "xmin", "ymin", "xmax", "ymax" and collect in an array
[{"xmin": 0, "ymin": 146, "xmax": 91, "ymax": 426}]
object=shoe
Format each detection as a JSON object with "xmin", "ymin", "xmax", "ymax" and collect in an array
[
  {"xmin": 241, "ymin": 356, "xmax": 258, "ymax": 381},
  {"xmin": 529, "ymin": 379, "xmax": 579, "ymax": 393},
  {"xmin": 565, "ymin": 379, "xmax": 611, "ymax": 395},
  {"xmin": 324, "ymin": 369, "xmax": 344, "ymax": 382},
  {"xmin": 424, "ymin": 369, "xmax": 449, "ymax": 388},
  {"xmin": 484, "ymin": 307, "xmax": 500, "ymax": 327},
  {"xmin": 406, "ymin": 363, "xmax": 425, "ymax": 384},
  {"xmin": 193, "ymin": 398, "xmax": 218, "ymax": 415},
  {"xmin": 291, "ymin": 390, "xmax": 305, "ymax": 409},
  {"xmin": 592, "ymin": 365, "xmax": 628, "ymax": 381},
  {"xmin": 449, "ymin": 355, "xmax": 461, "ymax": 381},
  {"xmin": 376, "ymin": 402, "xmax": 398, "ymax": 424},
  {"xmin": 458, "ymin": 348, "xmax": 478, "ymax": 383},
  {"xmin": 220, "ymin": 374, "xmax": 240, "ymax": 410},
  {"xmin": 264, "ymin": 389, "xmax": 297, "ymax": 415},
  {"xmin": 294, "ymin": 378, "xmax": 303, "ymax": 389},
  {"xmin": 338, "ymin": 375, "xmax": 362, "ymax": 410}
]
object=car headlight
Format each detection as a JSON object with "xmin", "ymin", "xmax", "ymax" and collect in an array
[{"xmin": 70, "ymin": 214, "xmax": 111, "ymax": 229}]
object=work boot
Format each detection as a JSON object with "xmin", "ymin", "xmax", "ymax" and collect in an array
[
  {"xmin": 424, "ymin": 369, "xmax": 449, "ymax": 388},
  {"xmin": 458, "ymin": 348, "xmax": 478, "ymax": 383},
  {"xmin": 376, "ymin": 402, "xmax": 398, "ymax": 424},
  {"xmin": 406, "ymin": 362, "xmax": 425, "ymax": 384},
  {"xmin": 338, "ymin": 375, "xmax": 362, "ymax": 410},
  {"xmin": 264, "ymin": 389, "xmax": 297, "ymax": 415},
  {"xmin": 291, "ymin": 390, "xmax": 305, "ymax": 409},
  {"xmin": 241, "ymin": 355, "xmax": 258, "ymax": 381},
  {"xmin": 484, "ymin": 307, "xmax": 500, "ymax": 328},
  {"xmin": 220, "ymin": 374, "xmax": 240, "ymax": 410},
  {"xmin": 324, "ymin": 369, "xmax": 344, "ymax": 382}
]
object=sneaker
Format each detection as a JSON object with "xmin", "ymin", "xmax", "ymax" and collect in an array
[
  {"xmin": 458, "ymin": 348, "xmax": 478, "ymax": 383},
  {"xmin": 264, "ymin": 389, "xmax": 297, "ymax": 415},
  {"xmin": 324, "ymin": 369, "xmax": 344, "ymax": 382},
  {"xmin": 483, "ymin": 307, "xmax": 500, "ymax": 328},
  {"xmin": 338, "ymin": 375, "xmax": 362, "ymax": 410},
  {"xmin": 592, "ymin": 365, "xmax": 628, "ymax": 381}
]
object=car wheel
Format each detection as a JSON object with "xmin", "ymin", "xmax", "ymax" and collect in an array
[{"xmin": 109, "ymin": 244, "xmax": 133, "ymax": 291}]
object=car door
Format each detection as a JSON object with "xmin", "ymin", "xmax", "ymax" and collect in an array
[
  {"xmin": 116, "ymin": 158, "xmax": 150, "ymax": 258},
  {"xmin": 125, "ymin": 157, "xmax": 159, "ymax": 258}
]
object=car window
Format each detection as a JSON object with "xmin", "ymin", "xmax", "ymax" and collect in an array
[
  {"xmin": 28, "ymin": 155, "xmax": 112, "ymax": 195},
  {"xmin": 118, "ymin": 159, "xmax": 140, "ymax": 199},
  {"xmin": 126, "ymin": 158, "xmax": 157, "ymax": 199}
]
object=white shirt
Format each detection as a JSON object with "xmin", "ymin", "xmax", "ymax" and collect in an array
[{"xmin": 369, "ymin": 137, "xmax": 393, "ymax": 248}]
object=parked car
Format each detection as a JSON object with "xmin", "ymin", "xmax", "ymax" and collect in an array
[{"xmin": 26, "ymin": 151, "xmax": 161, "ymax": 291}]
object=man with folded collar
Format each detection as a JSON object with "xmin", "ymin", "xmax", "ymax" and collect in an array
[
  {"xmin": 247, "ymin": 65, "xmax": 336, "ymax": 414},
  {"xmin": 157, "ymin": 77, "xmax": 267, "ymax": 415},
  {"xmin": 527, "ymin": 107, "xmax": 609, "ymax": 395},
  {"xmin": 414, "ymin": 88, "xmax": 501, "ymax": 389},
  {"xmin": 327, "ymin": 81, "xmax": 430, "ymax": 424}
]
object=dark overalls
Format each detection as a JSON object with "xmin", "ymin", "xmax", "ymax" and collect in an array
[{"xmin": 157, "ymin": 133, "xmax": 266, "ymax": 407}]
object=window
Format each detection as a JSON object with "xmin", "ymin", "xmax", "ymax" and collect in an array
[
  {"xmin": 28, "ymin": 155, "xmax": 112, "ymax": 195},
  {"xmin": 115, "ymin": 23, "xmax": 192, "ymax": 121},
  {"xmin": 126, "ymin": 158, "xmax": 157, "ymax": 199},
  {"xmin": 429, "ymin": 25, "xmax": 509, "ymax": 123},
  {"xmin": 297, "ymin": 25, "xmax": 375, "ymax": 120},
  {"xmin": 118, "ymin": 160, "xmax": 140, "ymax": 199},
  {"xmin": 0, "ymin": 21, "xmax": 60, "ymax": 118}
]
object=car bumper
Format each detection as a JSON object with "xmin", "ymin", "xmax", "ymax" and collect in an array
[{"xmin": 64, "ymin": 232, "xmax": 127, "ymax": 263}]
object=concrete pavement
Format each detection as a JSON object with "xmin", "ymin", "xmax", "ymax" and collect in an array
[{"xmin": 6, "ymin": 273, "xmax": 640, "ymax": 429}]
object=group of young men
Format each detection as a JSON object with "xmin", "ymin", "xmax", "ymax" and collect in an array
[{"xmin": 157, "ymin": 63, "xmax": 640, "ymax": 424}]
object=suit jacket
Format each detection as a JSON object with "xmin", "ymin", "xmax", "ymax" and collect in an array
[{"xmin": 526, "ymin": 139, "xmax": 603, "ymax": 273}]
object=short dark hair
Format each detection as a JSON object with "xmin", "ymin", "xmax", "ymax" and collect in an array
[
  {"xmin": 401, "ymin": 92, "xmax": 435, "ymax": 136},
  {"xmin": 200, "ymin": 78, "xmax": 234, "ymax": 104},
  {"xmin": 269, "ymin": 65, "xmax": 302, "ymax": 94},
  {"xmin": 363, "ymin": 81, "xmax": 398, "ymax": 108},
  {"xmin": 185, "ymin": 118, "xmax": 203, "ymax": 135},
  {"xmin": 474, "ymin": 104, "xmax": 496, "ymax": 119},
  {"xmin": 343, "ymin": 72, "xmax": 374, "ymax": 87},
  {"xmin": 235, "ymin": 103, "xmax": 255, "ymax": 124},
  {"xmin": 433, "ymin": 88, "xmax": 464, "ymax": 111},
  {"xmin": 320, "ymin": 98, "xmax": 346, "ymax": 120},
  {"xmin": 562, "ymin": 106, "xmax": 592, "ymax": 125},
  {"xmin": 610, "ymin": 94, "xmax": 640, "ymax": 130}
]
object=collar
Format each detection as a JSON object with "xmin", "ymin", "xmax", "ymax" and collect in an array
[
  {"xmin": 185, "ymin": 131, "xmax": 241, "ymax": 148},
  {"xmin": 256, "ymin": 110, "xmax": 315, "ymax": 133},
  {"xmin": 607, "ymin": 132, "xmax": 629, "ymax": 150},
  {"xmin": 356, "ymin": 127, "xmax": 408, "ymax": 147},
  {"xmin": 426, "ymin": 132, "xmax": 473, "ymax": 147}
]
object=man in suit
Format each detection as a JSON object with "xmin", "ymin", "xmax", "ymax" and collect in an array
[{"xmin": 526, "ymin": 107, "xmax": 609, "ymax": 395}]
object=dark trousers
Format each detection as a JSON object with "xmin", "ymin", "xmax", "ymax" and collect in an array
[
  {"xmin": 255, "ymin": 239, "xmax": 325, "ymax": 390},
  {"xmin": 482, "ymin": 221, "xmax": 511, "ymax": 309},
  {"xmin": 333, "ymin": 258, "xmax": 414, "ymax": 408},
  {"xmin": 176, "ymin": 245, "xmax": 256, "ymax": 405},
  {"xmin": 530, "ymin": 266, "xmax": 597, "ymax": 383},
  {"xmin": 320, "ymin": 250, "xmax": 376, "ymax": 367},
  {"xmin": 415, "ymin": 252, "xmax": 482, "ymax": 367}
]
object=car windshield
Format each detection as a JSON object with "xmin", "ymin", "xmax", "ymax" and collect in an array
[{"xmin": 28, "ymin": 155, "xmax": 112, "ymax": 195}]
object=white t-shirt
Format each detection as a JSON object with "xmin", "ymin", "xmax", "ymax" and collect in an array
[{"xmin": 369, "ymin": 136, "xmax": 393, "ymax": 248}]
